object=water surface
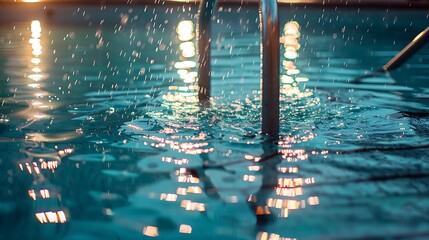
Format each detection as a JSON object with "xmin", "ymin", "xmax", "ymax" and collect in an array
[{"xmin": 1, "ymin": 5, "xmax": 429, "ymax": 240}]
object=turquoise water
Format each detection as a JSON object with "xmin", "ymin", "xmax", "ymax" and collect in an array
[{"xmin": 1, "ymin": 4, "xmax": 429, "ymax": 239}]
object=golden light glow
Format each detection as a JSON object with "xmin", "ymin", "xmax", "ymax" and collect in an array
[
  {"xmin": 186, "ymin": 186, "xmax": 202, "ymax": 194},
  {"xmin": 177, "ymin": 175, "xmax": 200, "ymax": 183},
  {"xmin": 161, "ymin": 19, "xmax": 200, "ymax": 111},
  {"xmin": 19, "ymin": 159, "xmax": 59, "ymax": 174},
  {"xmin": 275, "ymin": 187, "xmax": 303, "ymax": 197},
  {"xmin": 248, "ymin": 165, "xmax": 261, "ymax": 171},
  {"xmin": 33, "ymin": 113, "xmax": 46, "ymax": 119},
  {"xmin": 28, "ymin": 190, "xmax": 36, "ymax": 200},
  {"xmin": 177, "ymin": 187, "xmax": 187, "ymax": 195},
  {"xmin": 142, "ymin": 226, "xmax": 159, "ymax": 237},
  {"xmin": 31, "ymin": 58, "xmax": 41, "ymax": 64},
  {"xmin": 35, "ymin": 211, "xmax": 67, "ymax": 224},
  {"xmin": 280, "ymin": 20, "xmax": 308, "ymax": 102},
  {"xmin": 40, "ymin": 189, "xmax": 50, "ymax": 198},
  {"xmin": 58, "ymin": 148, "xmax": 74, "ymax": 157},
  {"xmin": 32, "ymin": 67, "xmax": 41, "ymax": 73},
  {"xmin": 162, "ymin": 157, "xmax": 189, "ymax": 165},
  {"xmin": 255, "ymin": 206, "xmax": 271, "ymax": 215},
  {"xmin": 28, "ymin": 74, "xmax": 46, "ymax": 81},
  {"xmin": 243, "ymin": 174, "xmax": 257, "ymax": 182},
  {"xmin": 180, "ymin": 200, "xmax": 206, "ymax": 212},
  {"xmin": 28, "ymin": 83, "xmax": 40, "ymax": 88},
  {"xmin": 176, "ymin": 20, "xmax": 194, "ymax": 41},
  {"xmin": 266, "ymin": 198, "xmax": 301, "ymax": 210},
  {"xmin": 174, "ymin": 61, "xmax": 197, "ymax": 69},
  {"xmin": 22, "ymin": 20, "xmax": 54, "ymax": 122},
  {"xmin": 257, "ymin": 231, "xmax": 296, "ymax": 240},
  {"xmin": 179, "ymin": 224, "xmax": 192, "ymax": 234},
  {"xmin": 308, "ymin": 196, "xmax": 320, "ymax": 205},
  {"xmin": 278, "ymin": 166, "xmax": 298, "ymax": 173},
  {"xmin": 160, "ymin": 193, "xmax": 178, "ymax": 202}
]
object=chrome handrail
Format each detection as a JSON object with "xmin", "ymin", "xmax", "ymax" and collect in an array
[
  {"xmin": 383, "ymin": 26, "xmax": 429, "ymax": 71},
  {"xmin": 197, "ymin": 0, "xmax": 280, "ymax": 137},
  {"xmin": 353, "ymin": 26, "xmax": 429, "ymax": 83}
]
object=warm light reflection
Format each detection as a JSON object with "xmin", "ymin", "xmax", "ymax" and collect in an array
[
  {"xmin": 161, "ymin": 19, "xmax": 199, "ymax": 112},
  {"xmin": 31, "ymin": 58, "xmax": 41, "ymax": 64},
  {"xmin": 28, "ymin": 190, "xmax": 36, "ymax": 200},
  {"xmin": 174, "ymin": 61, "xmax": 197, "ymax": 69},
  {"xmin": 35, "ymin": 211, "xmax": 67, "ymax": 224},
  {"xmin": 58, "ymin": 148, "xmax": 74, "ymax": 157},
  {"xmin": 275, "ymin": 187, "xmax": 303, "ymax": 197},
  {"xmin": 33, "ymin": 113, "xmax": 46, "ymax": 119},
  {"xmin": 246, "ymin": 22, "xmax": 320, "ymax": 223},
  {"xmin": 177, "ymin": 174, "xmax": 200, "ymax": 183},
  {"xmin": 40, "ymin": 189, "xmax": 50, "ymax": 198},
  {"xmin": 179, "ymin": 42, "xmax": 196, "ymax": 58},
  {"xmin": 28, "ymin": 74, "xmax": 46, "ymax": 81},
  {"xmin": 162, "ymin": 156, "xmax": 189, "ymax": 165},
  {"xmin": 255, "ymin": 206, "xmax": 271, "ymax": 215},
  {"xmin": 143, "ymin": 226, "xmax": 159, "ymax": 237},
  {"xmin": 257, "ymin": 231, "xmax": 297, "ymax": 240},
  {"xmin": 180, "ymin": 200, "xmax": 206, "ymax": 212},
  {"xmin": 22, "ymin": 20, "xmax": 54, "ymax": 122},
  {"xmin": 19, "ymin": 158, "xmax": 59, "ymax": 174},
  {"xmin": 139, "ymin": 134, "xmax": 213, "ymax": 154},
  {"xmin": 243, "ymin": 174, "xmax": 257, "ymax": 182},
  {"xmin": 308, "ymin": 196, "xmax": 320, "ymax": 205},
  {"xmin": 179, "ymin": 224, "xmax": 192, "ymax": 234},
  {"xmin": 28, "ymin": 83, "xmax": 40, "ymax": 88},
  {"xmin": 32, "ymin": 67, "xmax": 41, "ymax": 73},
  {"xmin": 160, "ymin": 193, "xmax": 178, "ymax": 202},
  {"xmin": 186, "ymin": 186, "xmax": 202, "ymax": 194},
  {"xmin": 176, "ymin": 21, "xmax": 194, "ymax": 41},
  {"xmin": 280, "ymin": 21, "xmax": 314, "ymax": 101},
  {"xmin": 248, "ymin": 165, "xmax": 261, "ymax": 171}
]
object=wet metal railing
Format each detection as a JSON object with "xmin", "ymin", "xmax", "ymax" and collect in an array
[
  {"xmin": 197, "ymin": 0, "xmax": 280, "ymax": 137},
  {"xmin": 353, "ymin": 26, "xmax": 429, "ymax": 83}
]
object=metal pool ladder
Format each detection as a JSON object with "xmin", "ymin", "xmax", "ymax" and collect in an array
[{"xmin": 197, "ymin": 0, "xmax": 280, "ymax": 137}]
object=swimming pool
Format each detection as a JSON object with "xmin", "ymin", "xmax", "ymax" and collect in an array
[{"xmin": 1, "ymin": 2, "xmax": 429, "ymax": 239}]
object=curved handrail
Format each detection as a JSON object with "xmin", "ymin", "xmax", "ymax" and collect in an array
[
  {"xmin": 197, "ymin": 0, "xmax": 280, "ymax": 137},
  {"xmin": 353, "ymin": 26, "xmax": 429, "ymax": 83},
  {"xmin": 383, "ymin": 26, "xmax": 429, "ymax": 71}
]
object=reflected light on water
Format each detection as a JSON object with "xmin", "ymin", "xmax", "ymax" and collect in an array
[
  {"xmin": 28, "ymin": 190, "xmax": 37, "ymax": 200},
  {"xmin": 18, "ymin": 20, "xmax": 54, "ymax": 121},
  {"xmin": 35, "ymin": 211, "xmax": 67, "ymax": 224},
  {"xmin": 179, "ymin": 42, "xmax": 196, "ymax": 58},
  {"xmin": 280, "ymin": 21, "xmax": 312, "ymax": 100},
  {"xmin": 174, "ymin": 60, "xmax": 197, "ymax": 69},
  {"xmin": 257, "ymin": 231, "xmax": 297, "ymax": 240},
  {"xmin": 249, "ymin": 22, "xmax": 321, "ymax": 222},
  {"xmin": 28, "ymin": 73, "xmax": 46, "ymax": 81},
  {"xmin": 176, "ymin": 20, "xmax": 194, "ymax": 41},
  {"xmin": 179, "ymin": 224, "xmax": 192, "ymax": 234},
  {"xmin": 160, "ymin": 193, "xmax": 178, "ymax": 202},
  {"xmin": 162, "ymin": 156, "xmax": 189, "ymax": 165},
  {"xmin": 30, "ymin": 21, "xmax": 42, "ymax": 57},
  {"xmin": 28, "ymin": 189, "xmax": 50, "ymax": 200},
  {"xmin": 180, "ymin": 200, "xmax": 206, "ymax": 212},
  {"xmin": 143, "ymin": 226, "xmax": 159, "ymax": 237},
  {"xmin": 170, "ymin": 19, "xmax": 198, "ymax": 94},
  {"xmin": 58, "ymin": 148, "xmax": 74, "ymax": 157}
]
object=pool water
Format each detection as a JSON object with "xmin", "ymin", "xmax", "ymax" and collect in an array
[{"xmin": 1, "ymin": 4, "xmax": 429, "ymax": 239}]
